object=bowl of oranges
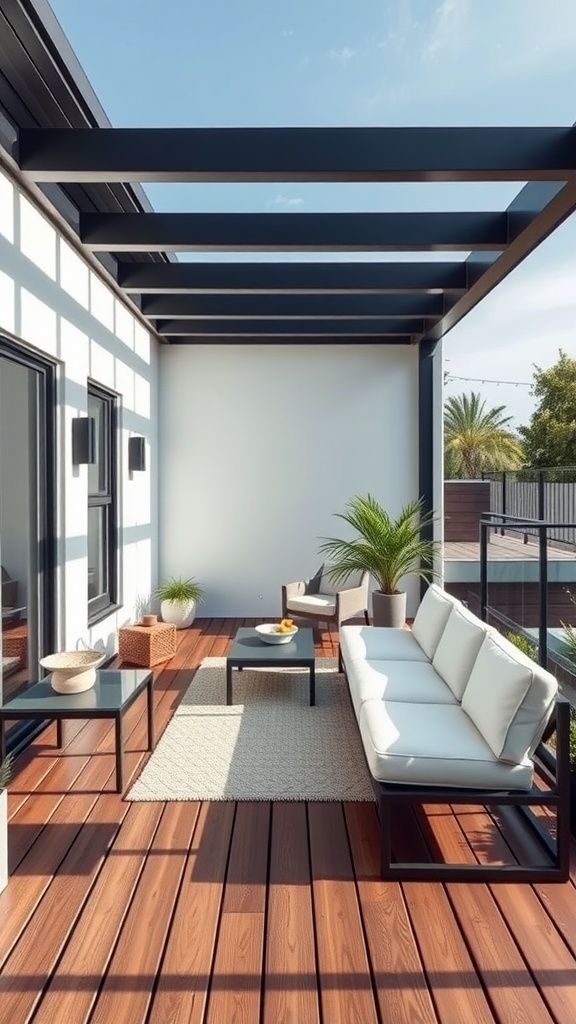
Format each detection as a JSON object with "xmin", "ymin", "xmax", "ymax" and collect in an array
[{"xmin": 255, "ymin": 619, "xmax": 299, "ymax": 644}]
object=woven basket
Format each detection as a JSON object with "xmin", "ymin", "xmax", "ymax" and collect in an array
[{"xmin": 119, "ymin": 623, "xmax": 177, "ymax": 667}]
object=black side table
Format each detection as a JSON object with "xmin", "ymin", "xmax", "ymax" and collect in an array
[
  {"xmin": 0, "ymin": 668, "xmax": 154, "ymax": 793},
  {"xmin": 226, "ymin": 627, "xmax": 316, "ymax": 705}
]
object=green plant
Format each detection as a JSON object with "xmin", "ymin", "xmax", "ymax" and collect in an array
[
  {"xmin": 444, "ymin": 392, "xmax": 524, "ymax": 479},
  {"xmin": 570, "ymin": 712, "xmax": 576, "ymax": 769},
  {"xmin": 505, "ymin": 631, "xmax": 538, "ymax": 660},
  {"xmin": 156, "ymin": 577, "xmax": 204, "ymax": 604},
  {"xmin": 319, "ymin": 495, "xmax": 439, "ymax": 595},
  {"xmin": 0, "ymin": 753, "xmax": 13, "ymax": 790}
]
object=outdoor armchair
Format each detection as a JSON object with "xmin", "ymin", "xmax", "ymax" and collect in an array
[{"xmin": 282, "ymin": 566, "xmax": 370, "ymax": 629}]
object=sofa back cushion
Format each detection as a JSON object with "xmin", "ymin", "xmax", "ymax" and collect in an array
[
  {"xmin": 462, "ymin": 631, "xmax": 557, "ymax": 762},
  {"xmin": 320, "ymin": 568, "xmax": 364, "ymax": 595},
  {"xmin": 411, "ymin": 584, "xmax": 456, "ymax": 659},
  {"xmin": 432, "ymin": 604, "xmax": 488, "ymax": 700}
]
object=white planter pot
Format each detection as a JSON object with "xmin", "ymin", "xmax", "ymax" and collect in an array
[
  {"xmin": 0, "ymin": 789, "xmax": 7, "ymax": 894},
  {"xmin": 160, "ymin": 598, "xmax": 197, "ymax": 629}
]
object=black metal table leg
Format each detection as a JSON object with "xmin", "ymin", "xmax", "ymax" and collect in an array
[
  {"xmin": 115, "ymin": 714, "xmax": 124, "ymax": 793},
  {"xmin": 56, "ymin": 718, "xmax": 64, "ymax": 748},
  {"xmin": 147, "ymin": 677, "xmax": 155, "ymax": 751},
  {"xmin": 310, "ymin": 662, "xmax": 316, "ymax": 706},
  {"xmin": 226, "ymin": 661, "xmax": 233, "ymax": 705},
  {"xmin": 0, "ymin": 719, "xmax": 6, "ymax": 764}
]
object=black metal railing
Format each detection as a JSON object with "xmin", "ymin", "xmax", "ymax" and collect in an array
[{"xmin": 479, "ymin": 512, "xmax": 576, "ymax": 683}]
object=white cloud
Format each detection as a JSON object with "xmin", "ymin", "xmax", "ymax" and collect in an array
[
  {"xmin": 424, "ymin": 0, "xmax": 471, "ymax": 60},
  {"xmin": 329, "ymin": 47, "xmax": 358, "ymax": 65},
  {"xmin": 266, "ymin": 195, "xmax": 304, "ymax": 209}
]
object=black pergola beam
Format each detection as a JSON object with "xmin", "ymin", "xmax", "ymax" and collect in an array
[
  {"xmin": 142, "ymin": 293, "xmax": 446, "ymax": 319},
  {"xmin": 118, "ymin": 261, "xmax": 469, "ymax": 294},
  {"xmin": 80, "ymin": 212, "xmax": 508, "ymax": 252},
  {"xmin": 165, "ymin": 335, "xmax": 414, "ymax": 345},
  {"xmin": 18, "ymin": 126, "xmax": 576, "ymax": 182},
  {"xmin": 420, "ymin": 179, "xmax": 576, "ymax": 343},
  {"xmin": 156, "ymin": 318, "xmax": 427, "ymax": 336}
]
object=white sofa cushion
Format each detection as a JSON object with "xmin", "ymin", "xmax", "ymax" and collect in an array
[
  {"xmin": 340, "ymin": 625, "xmax": 429, "ymax": 663},
  {"xmin": 463, "ymin": 630, "xmax": 557, "ymax": 764},
  {"xmin": 320, "ymin": 568, "xmax": 363, "ymax": 595},
  {"xmin": 411, "ymin": 584, "xmax": 457, "ymax": 659},
  {"xmin": 359, "ymin": 699, "xmax": 533, "ymax": 790},
  {"xmin": 347, "ymin": 659, "xmax": 457, "ymax": 718},
  {"xmin": 432, "ymin": 603, "xmax": 489, "ymax": 700},
  {"xmin": 462, "ymin": 633, "xmax": 532, "ymax": 758},
  {"xmin": 286, "ymin": 593, "xmax": 336, "ymax": 615}
]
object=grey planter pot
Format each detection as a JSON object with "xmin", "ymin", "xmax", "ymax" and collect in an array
[{"xmin": 372, "ymin": 590, "xmax": 407, "ymax": 628}]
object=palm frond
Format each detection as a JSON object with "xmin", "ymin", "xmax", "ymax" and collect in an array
[{"xmin": 319, "ymin": 494, "xmax": 439, "ymax": 594}]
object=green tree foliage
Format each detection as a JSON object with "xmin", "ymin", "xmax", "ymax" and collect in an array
[
  {"xmin": 519, "ymin": 351, "xmax": 576, "ymax": 468},
  {"xmin": 444, "ymin": 392, "xmax": 524, "ymax": 479}
]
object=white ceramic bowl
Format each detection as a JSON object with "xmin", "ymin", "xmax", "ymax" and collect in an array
[
  {"xmin": 255, "ymin": 623, "xmax": 299, "ymax": 645},
  {"xmin": 40, "ymin": 650, "xmax": 105, "ymax": 693}
]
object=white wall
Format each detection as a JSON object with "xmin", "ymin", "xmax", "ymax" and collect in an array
[
  {"xmin": 0, "ymin": 167, "xmax": 159, "ymax": 673},
  {"xmin": 160, "ymin": 343, "xmax": 420, "ymax": 617}
]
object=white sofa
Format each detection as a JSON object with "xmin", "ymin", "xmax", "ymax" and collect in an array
[{"xmin": 340, "ymin": 584, "xmax": 570, "ymax": 881}]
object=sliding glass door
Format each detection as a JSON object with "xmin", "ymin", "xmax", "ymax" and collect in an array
[{"xmin": 0, "ymin": 338, "xmax": 54, "ymax": 746}]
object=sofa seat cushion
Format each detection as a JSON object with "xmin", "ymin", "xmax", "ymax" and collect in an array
[
  {"xmin": 347, "ymin": 659, "xmax": 457, "ymax": 718},
  {"xmin": 286, "ymin": 593, "xmax": 336, "ymax": 615},
  {"xmin": 462, "ymin": 631, "xmax": 558, "ymax": 763},
  {"xmin": 359, "ymin": 700, "xmax": 533, "ymax": 790},
  {"xmin": 340, "ymin": 625, "xmax": 429, "ymax": 664},
  {"xmin": 432, "ymin": 603, "xmax": 489, "ymax": 700},
  {"xmin": 411, "ymin": 584, "xmax": 458, "ymax": 659}
]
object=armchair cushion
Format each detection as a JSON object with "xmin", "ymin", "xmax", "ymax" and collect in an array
[
  {"xmin": 286, "ymin": 593, "xmax": 336, "ymax": 616},
  {"xmin": 320, "ymin": 567, "xmax": 364, "ymax": 595}
]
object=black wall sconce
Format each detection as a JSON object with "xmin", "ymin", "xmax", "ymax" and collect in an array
[
  {"xmin": 72, "ymin": 416, "xmax": 96, "ymax": 465},
  {"xmin": 128, "ymin": 435, "xmax": 146, "ymax": 473}
]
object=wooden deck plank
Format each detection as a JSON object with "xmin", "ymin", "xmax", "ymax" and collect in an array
[
  {"xmin": 263, "ymin": 802, "xmax": 320, "ymax": 1024},
  {"xmin": 32, "ymin": 802, "xmax": 163, "ymax": 1024},
  {"xmin": 205, "ymin": 802, "xmax": 270, "ymax": 1024},
  {"xmin": 426, "ymin": 807, "xmax": 555, "ymax": 1024},
  {"xmin": 393, "ymin": 807, "xmax": 497, "ymax": 1024},
  {"xmin": 148, "ymin": 801, "xmax": 236, "ymax": 1024},
  {"xmin": 344, "ymin": 801, "xmax": 439, "ymax": 1024},
  {"xmin": 90, "ymin": 802, "xmax": 199, "ymax": 1024},
  {"xmin": 308, "ymin": 801, "xmax": 379, "ymax": 1024}
]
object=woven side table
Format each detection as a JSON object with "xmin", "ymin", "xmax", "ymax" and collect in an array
[{"xmin": 118, "ymin": 622, "xmax": 177, "ymax": 668}]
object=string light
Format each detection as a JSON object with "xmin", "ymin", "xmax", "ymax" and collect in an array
[{"xmin": 445, "ymin": 374, "xmax": 532, "ymax": 388}]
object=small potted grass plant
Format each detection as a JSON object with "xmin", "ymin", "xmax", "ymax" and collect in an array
[
  {"xmin": 157, "ymin": 576, "xmax": 204, "ymax": 630},
  {"xmin": 1, "ymin": 753, "xmax": 13, "ymax": 893}
]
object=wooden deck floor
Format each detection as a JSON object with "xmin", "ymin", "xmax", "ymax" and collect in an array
[
  {"xmin": 2, "ymin": 619, "xmax": 576, "ymax": 1024},
  {"xmin": 445, "ymin": 532, "xmax": 576, "ymax": 561}
]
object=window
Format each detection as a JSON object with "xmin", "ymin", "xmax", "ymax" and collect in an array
[{"xmin": 88, "ymin": 383, "xmax": 118, "ymax": 622}]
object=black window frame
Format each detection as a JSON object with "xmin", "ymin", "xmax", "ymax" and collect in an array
[{"xmin": 87, "ymin": 381, "xmax": 119, "ymax": 624}]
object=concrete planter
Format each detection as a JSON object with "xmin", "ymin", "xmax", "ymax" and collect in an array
[
  {"xmin": 372, "ymin": 590, "xmax": 407, "ymax": 628},
  {"xmin": 0, "ymin": 788, "xmax": 7, "ymax": 893},
  {"xmin": 160, "ymin": 598, "xmax": 197, "ymax": 630}
]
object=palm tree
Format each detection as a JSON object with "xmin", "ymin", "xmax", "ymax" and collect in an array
[{"xmin": 444, "ymin": 392, "xmax": 524, "ymax": 479}]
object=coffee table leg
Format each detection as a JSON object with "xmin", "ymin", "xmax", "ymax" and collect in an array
[
  {"xmin": 147, "ymin": 677, "xmax": 155, "ymax": 751},
  {"xmin": 0, "ymin": 720, "xmax": 6, "ymax": 765},
  {"xmin": 115, "ymin": 714, "xmax": 124, "ymax": 793},
  {"xmin": 310, "ymin": 662, "xmax": 316, "ymax": 706},
  {"xmin": 226, "ymin": 661, "xmax": 233, "ymax": 705},
  {"xmin": 56, "ymin": 719, "xmax": 64, "ymax": 748}
]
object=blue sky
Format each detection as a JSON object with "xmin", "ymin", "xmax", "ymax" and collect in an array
[{"xmin": 50, "ymin": 0, "xmax": 576, "ymax": 425}]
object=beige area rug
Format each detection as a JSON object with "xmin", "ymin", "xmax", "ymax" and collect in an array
[{"xmin": 127, "ymin": 656, "xmax": 374, "ymax": 802}]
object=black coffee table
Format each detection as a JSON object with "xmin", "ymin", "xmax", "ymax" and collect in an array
[
  {"xmin": 0, "ymin": 668, "xmax": 154, "ymax": 793},
  {"xmin": 226, "ymin": 627, "xmax": 316, "ymax": 705}
]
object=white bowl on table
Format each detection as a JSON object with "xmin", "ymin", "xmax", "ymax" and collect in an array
[
  {"xmin": 40, "ymin": 650, "xmax": 106, "ymax": 693},
  {"xmin": 255, "ymin": 623, "xmax": 299, "ymax": 645}
]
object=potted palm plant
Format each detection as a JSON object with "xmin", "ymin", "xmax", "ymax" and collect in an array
[
  {"xmin": 319, "ymin": 494, "xmax": 438, "ymax": 627},
  {"xmin": 157, "ymin": 576, "xmax": 204, "ymax": 629},
  {"xmin": 1, "ymin": 753, "xmax": 13, "ymax": 893}
]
